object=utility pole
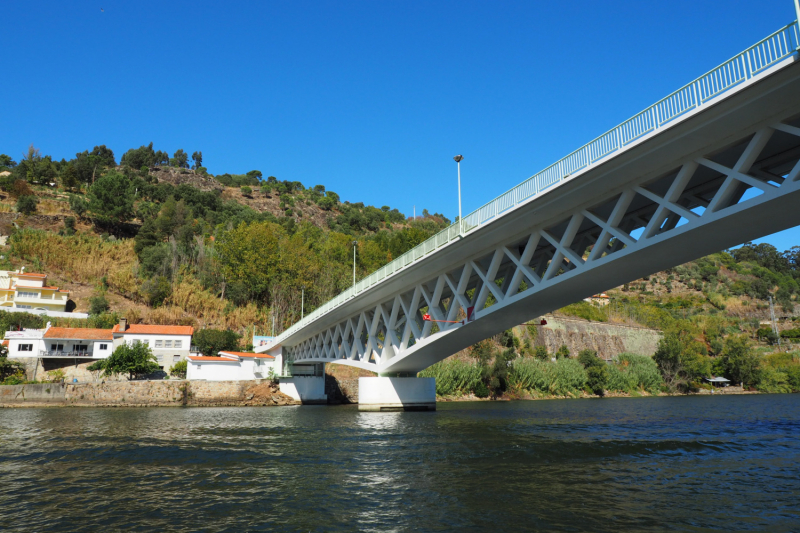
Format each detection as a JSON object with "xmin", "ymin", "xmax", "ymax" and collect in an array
[
  {"xmin": 301, "ymin": 288, "xmax": 304, "ymax": 320},
  {"xmin": 795, "ymin": 0, "xmax": 800, "ymax": 33},
  {"xmin": 352, "ymin": 240, "xmax": 358, "ymax": 287},
  {"xmin": 271, "ymin": 314, "xmax": 275, "ymax": 337},
  {"xmin": 769, "ymin": 295, "xmax": 782, "ymax": 350}
]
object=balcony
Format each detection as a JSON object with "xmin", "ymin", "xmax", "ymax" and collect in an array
[{"xmin": 38, "ymin": 350, "xmax": 98, "ymax": 359}]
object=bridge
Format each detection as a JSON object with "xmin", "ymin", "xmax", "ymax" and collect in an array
[{"xmin": 261, "ymin": 18, "xmax": 800, "ymax": 409}]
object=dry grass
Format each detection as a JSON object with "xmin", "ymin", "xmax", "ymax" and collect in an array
[{"xmin": 8, "ymin": 229, "xmax": 138, "ymax": 288}]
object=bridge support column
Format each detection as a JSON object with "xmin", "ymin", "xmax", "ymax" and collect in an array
[{"xmin": 358, "ymin": 377, "xmax": 436, "ymax": 411}]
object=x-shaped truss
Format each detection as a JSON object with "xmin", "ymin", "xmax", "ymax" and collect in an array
[{"xmin": 287, "ymin": 119, "xmax": 800, "ymax": 372}]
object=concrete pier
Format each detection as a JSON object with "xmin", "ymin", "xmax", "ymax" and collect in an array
[{"xmin": 358, "ymin": 377, "xmax": 436, "ymax": 411}]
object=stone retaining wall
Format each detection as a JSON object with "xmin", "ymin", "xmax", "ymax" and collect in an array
[
  {"xmin": 0, "ymin": 379, "xmax": 299, "ymax": 407},
  {"xmin": 534, "ymin": 316, "xmax": 662, "ymax": 360},
  {"xmin": 325, "ymin": 375, "xmax": 359, "ymax": 404}
]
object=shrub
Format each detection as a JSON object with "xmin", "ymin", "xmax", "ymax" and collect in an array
[
  {"xmin": 418, "ymin": 358, "xmax": 482, "ymax": 396},
  {"xmin": 240, "ymin": 186, "xmax": 252, "ymax": 197},
  {"xmin": 16, "ymin": 195, "xmax": 37, "ymax": 215},
  {"xmin": 89, "ymin": 293, "xmax": 110, "ymax": 315},
  {"xmin": 607, "ymin": 353, "xmax": 663, "ymax": 393},
  {"xmin": 63, "ymin": 216, "xmax": 76, "ymax": 236},
  {"xmin": 510, "ymin": 358, "xmax": 587, "ymax": 396},
  {"xmin": 170, "ymin": 359, "xmax": 187, "ymax": 379},
  {"xmin": 69, "ymin": 194, "xmax": 89, "ymax": 217}
]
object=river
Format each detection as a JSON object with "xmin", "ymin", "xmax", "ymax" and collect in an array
[{"xmin": 1, "ymin": 395, "xmax": 798, "ymax": 532}]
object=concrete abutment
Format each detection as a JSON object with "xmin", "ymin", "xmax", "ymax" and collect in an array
[{"xmin": 358, "ymin": 377, "xmax": 436, "ymax": 411}]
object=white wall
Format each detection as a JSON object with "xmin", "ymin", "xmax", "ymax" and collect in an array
[
  {"xmin": 7, "ymin": 338, "xmax": 45, "ymax": 358},
  {"xmin": 187, "ymin": 360, "xmax": 243, "ymax": 381},
  {"xmin": 279, "ymin": 376, "xmax": 326, "ymax": 403}
]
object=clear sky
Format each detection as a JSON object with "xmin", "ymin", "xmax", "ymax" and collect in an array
[{"xmin": 2, "ymin": 0, "xmax": 798, "ymax": 251}]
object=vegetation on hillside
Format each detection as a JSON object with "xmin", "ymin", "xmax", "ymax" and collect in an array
[{"xmin": 2, "ymin": 144, "xmax": 799, "ymax": 397}]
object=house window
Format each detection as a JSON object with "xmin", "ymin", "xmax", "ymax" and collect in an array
[
  {"xmin": 173, "ymin": 355, "xmax": 181, "ymax": 363},
  {"xmin": 155, "ymin": 340, "xmax": 163, "ymax": 348},
  {"xmin": 19, "ymin": 344, "xmax": 33, "ymax": 352},
  {"xmin": 143, "ymin": 340, "xmax": 150, "ymax": 346},
  {"xmin": 74, "ymin": 344, "xmax": 88, "ymax": 353},
  {"xmin": 50, "ymin": 343, "xmax": 64, "ymax": 351},
  {"xmin": 16, "ymin": 291, "xmax": 38, "ymax": 299},
  {"xmin": 156, "ymin": 355, "xmax": 163, "ymax": 363},
  {"xmin": 165, "ymin": 340, "xmax": 173, "ymax": 348},
  {"xmin": 16, "ymin": 305, "xmax": 32, "ymax": 309},
  {"xmin": 174, "ymin": 340, "xmax": 182, "ymax": 349},
  {"xmin": 99, "ymin": 343, "xmax": 108, "ymax": 350}
]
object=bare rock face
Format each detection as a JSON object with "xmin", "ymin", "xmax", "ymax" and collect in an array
[
  {"xmin": 534, "ymin": 316, "xmax": 662, "ymax": 360},
  {"xmin": 148, "ymin": 167, "xmax": 224, "ymax": 192}
]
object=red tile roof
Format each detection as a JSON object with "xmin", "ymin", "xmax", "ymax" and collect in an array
[
  {"xmin": 44, "ymin": 327, "xmax": 113, "ymax": 340},
  {"xmin": 219, "ymin": 351, "xmax": 275, "ymax": 359},
  {"xmin": 187, "ymin": 356, "xmax": 238, "ymax": 362},
  {"xmin": 112, "ymin": 324, "xmax": 194, "ymax": 336}
]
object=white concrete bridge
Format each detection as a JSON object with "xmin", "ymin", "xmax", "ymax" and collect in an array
[{"xmin": 260, "ymin": 18, "xmax": 800, "ymax": 408}]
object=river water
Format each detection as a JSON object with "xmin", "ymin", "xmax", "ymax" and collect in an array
[{"xmin": 1, "ymin": 395, "xmax": 799, "ymax": 532}]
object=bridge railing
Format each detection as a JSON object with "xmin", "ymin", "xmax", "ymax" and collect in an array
[{"xmin": 273, "ymin": 21, "xmax": 800, "ymax": 347}]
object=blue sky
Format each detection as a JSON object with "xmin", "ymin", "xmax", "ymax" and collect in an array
[{"xmin": 2, "ymin": 0, "xmax": 798, "ymax": 252}]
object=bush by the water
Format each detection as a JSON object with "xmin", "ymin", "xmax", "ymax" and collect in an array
[
  {"xmin": 509, "ymin": 358, "xmax": 587, "ymax": 396},
  {"xmin": 418, "ymin": 359, "xmax": 482, "ymax": 396},
  {"xmin": 606, "ymin": 353, "xmax": 663, "ymax": 394}
]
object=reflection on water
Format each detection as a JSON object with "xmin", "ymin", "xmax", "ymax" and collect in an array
[{"xmin": 1, "ymin": 396, "xmax": 799, "ymax": 532}]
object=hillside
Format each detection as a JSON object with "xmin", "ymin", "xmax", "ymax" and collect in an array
[{"xmin": 1, "ymin": 144, "xmax": 799, "ymax": 396}]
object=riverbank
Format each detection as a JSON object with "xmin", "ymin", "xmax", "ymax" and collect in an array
[
  {"xmin": 436, "ymin": 385, "xmax": 760, "ymax": 402},
  {"xmin": 0, "ymin": 379, "xmax": 299, "ymax": 408}
]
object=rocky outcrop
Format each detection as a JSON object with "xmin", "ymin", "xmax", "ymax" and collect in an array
[{"xmin": 533, "ymin": 316, "xmax": 662, "ymax": 360}]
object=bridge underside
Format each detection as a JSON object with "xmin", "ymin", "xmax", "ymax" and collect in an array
[{"xmin": 285, "ymin": 60, "xmax": 800, "ymax": 374}]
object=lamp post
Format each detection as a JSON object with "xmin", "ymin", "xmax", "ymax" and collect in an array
[
  {"xmin": 453, "ymin": 155, "xmax": 463, "ymax": 236},
  {"xmin": 352, "ymin": 240, "xmax": 358, "ymax": 287}
]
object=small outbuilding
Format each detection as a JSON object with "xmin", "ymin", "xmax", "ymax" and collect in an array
[
  {"xmin": 704, "ymin": 376, "xmax": 731, "ymax": 387},
  {"xmin": 186, "ymin": 351, "xmax": 278, "ymax": 381}
]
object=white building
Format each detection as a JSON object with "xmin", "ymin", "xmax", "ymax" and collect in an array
[
  {"xmin": 5, "ymin": 326, "xmax": 113, "ymax": 360},
  {"xmin": 186, "ymin": 351, "xmax": 279, "ymax": 381},
  {"xmin": 112, "ymin": 319, "xmax": 194, "ymax": 370}
]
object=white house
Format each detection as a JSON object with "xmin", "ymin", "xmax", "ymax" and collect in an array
[
  {"xmin": 112, "ymin": 319, "xmax": 194, "ymax": 370},
  {"xmin": 186, "ymin": 351, "xmax": 278, "ymax": 381},
  {"xmin": 4, "ymin": 325, "xmax": 113, "ymax": 360}
]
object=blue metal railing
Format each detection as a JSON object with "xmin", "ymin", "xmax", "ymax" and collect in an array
[{"xmin": 273, "ymin": 20, "xmax": 800, "ymax": 346}]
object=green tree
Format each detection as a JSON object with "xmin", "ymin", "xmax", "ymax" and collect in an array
[
  {"xmin": 68, "ymin": 194, "xmax": 89, "ymax": 218},
  {"xmin": 16, "ymin": 195, "xmax": 37, "ymax": 215},
  {"xmin": 0, "ymin": 154, "xmax": 16, "ymax": 169},
  {"xmin": 578, "ymin": 349, "xmax": 608, "ymax": 395},
  {"xmin": 191, "ymin": 151, "xmax": 203, "ymax": 169},
  {"xmin": 60, "ymin": 163, "xmax": 80, "ymax": 191},
  {"xmin": 193, "ymin": 329, "xmax": 241, "ymax": 356},
  {"xmin": 717, "ymin": 336, "xmax": 761, "ymax": 387},
  {"xmin": 88, "ymin": 171, "xmax": 134, "ymax": 226},
  {"xmin": 171, "ymin": 149, "xmax": 189, "ymax": 169},
  {"xmin": 88, "ymin": 341, "xmax": 160, "ymax": 380},
  {"xmin": 241, "ymin": 186, "xmax": 252, "ymax": 197}
]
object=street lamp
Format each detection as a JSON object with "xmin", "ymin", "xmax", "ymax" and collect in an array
[
  {"xmin": 454, "ymin": 155, "xmax": 463, "ymax": 236},
  {"xmin": 352, "ymin": 240, "xmax": 358, "ymax": 287}
]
